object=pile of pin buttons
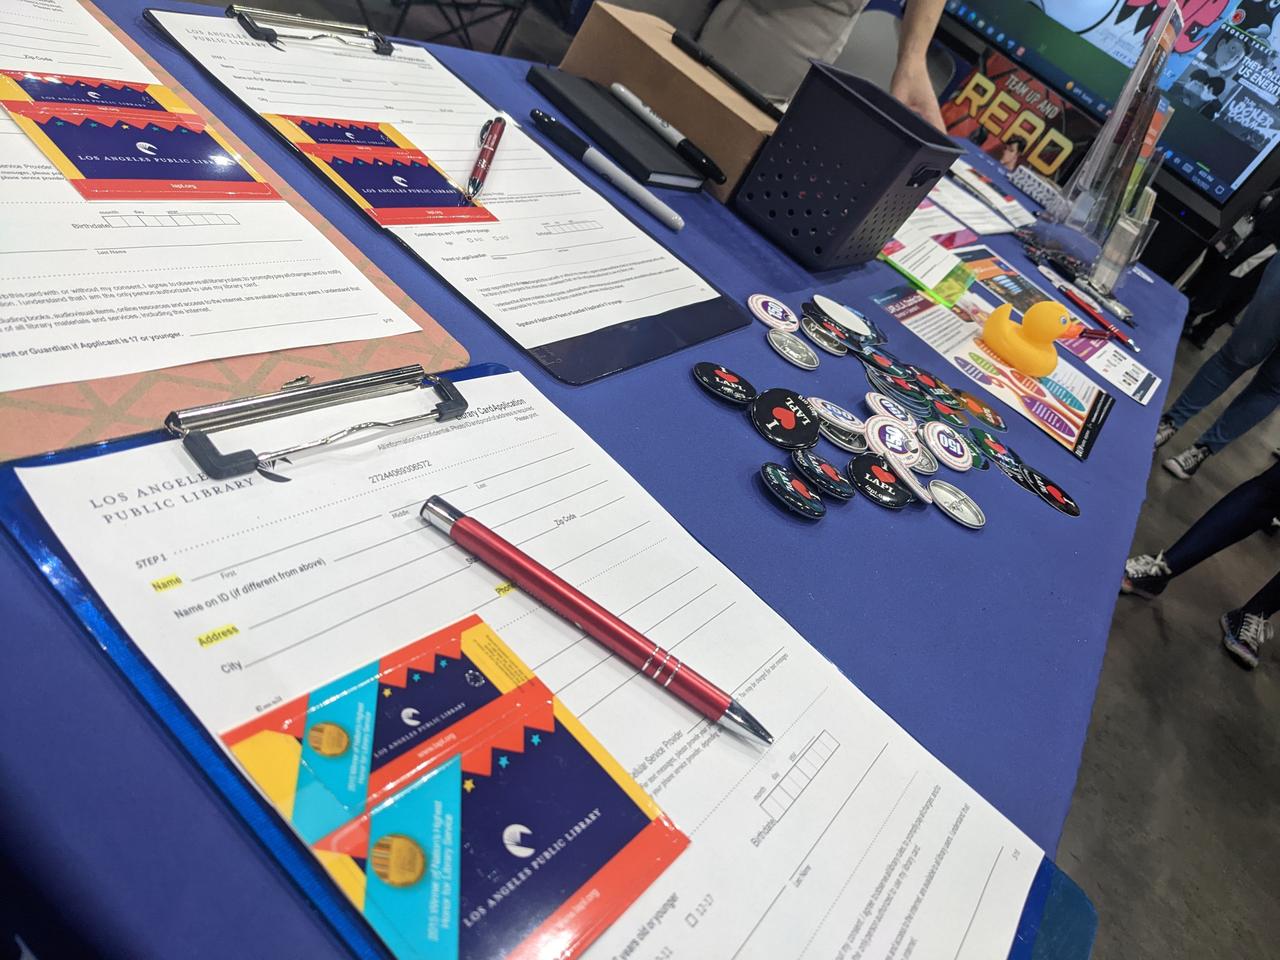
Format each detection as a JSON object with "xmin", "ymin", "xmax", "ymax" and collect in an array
[{"xmin": 690, "ymin": 292, "xmax": 1082, "ymax": 524}]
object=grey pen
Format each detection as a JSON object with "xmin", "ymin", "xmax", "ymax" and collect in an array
[{"xmin": 529, "ymin": 109, "xmax": 684, "ymax": 232}]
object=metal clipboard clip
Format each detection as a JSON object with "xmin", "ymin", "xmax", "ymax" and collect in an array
[
  {"xmin": 166, "ymin": 365, "xmax": 467, "ymax": 480},
  {"xmin": 226, "ymin": 4, "xmax": 395, "ymax": 55}
]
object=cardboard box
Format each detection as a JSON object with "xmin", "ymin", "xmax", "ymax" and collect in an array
[{"xmin": 559, "ymin": 3, "xmax": 777, "ymax": 203}]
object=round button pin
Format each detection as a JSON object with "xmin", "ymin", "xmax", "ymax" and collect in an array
[
  {"xmin": 799, "ymin": 313, "xmax": 848, "ymax": 356},
  {"xmin": 1022, "ymin": 464, "xmax": 1081, "ymax": 516},
  {"xmin": 970, "ymin": 427, "xmax": 1021, "ymax": 471},
  {"xmin": 750, "ymin": 388, "xmax": 821, "ymax": 450},
  {"xmin": 811, "ymin": 294, "xmax": 884, "ymax": 343},
  {"xmin": 791, "ymin": 447, "xmax": 855, "ymax": 500},
  {"xmin": 929, "ymin": 479, "xmax": 986, "ymax": 529},
  {"xmin": 912, "ymin": 444, "xmax": 940, "ymax": 475},
  {"xmin": 864, "ymin": 391, "xmax": 917, "ymax": 430},
  {"xmin": 956, "ymin": 389, "xmax": 1008, "ymax": 431},
  {"xmin": 807, "ymin": 396, "xmax": 864, "ymax": 431},
  {"xmin": 760, "ymin": 462, "xmax": 825, "ymax": 519},
  {"xmin": 920, "ymin": 420, "xmax": 972, "ymax": 472},
  {"xmin": 865, "ymin": 367, "xmax": 928, "ymax": 412},
  {"xmin": 802, "ymin": 301, "xmax": 852, "ymax": 337},
  {"xmin": 962, "ymin": 432, "xmax": 991, "ymax": 470},
  {"xmin": 819, "ymin": 420, "xmax": 868, "ymax": 453},
  {"xmin": 851, "ymin": 343, "xmax": 912, "ymax": 379},
  {"xmin": 913, "ymin": 372, "xmax": 964, "ymax": 409},
  {"xmin": 845, "ymin": 452, "xmax": 913, "ymax": 509},
  {"xmin": 864, "ymin": 414, "xmax": 921, "ymax": 465},
  {"xmin": 767, "ymin": 328, "xmax": 820, "ymax": 370},
  {"xmin": 927, "ymin": 400, "xmax": 970, "ymax": 429},
  {"xmin": 997, "ymin": 458, "xmax": 1039, "ymax": 495},
  {"xmin": 748, "ymin": 292, "xmax": 799, "ymax": 331},
  {"xmin": 692, "ymin": 362, "xmax": 757, "ymax": 405},
  {"xmin": 878, "ymin": 373, "xmax": 932, "ymax": 410},
  {"xmin": 888, "ymin": 451, "xmax": 933, "ymax": 504}
]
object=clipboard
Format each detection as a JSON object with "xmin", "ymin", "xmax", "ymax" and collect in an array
[
  {"xmin": 145, "ymin": 4, "xmax": 750, "ymax": 386},
  {"xmin": 0, "ymin": 361, "xmax": 505, "ymax": 960},
  {"xmin": 0, "ymin": 356, "xmax": 1096, "ymax": 959},
  {"xmin": 0, "ymin": 0, "xmax": 469, "ymax": 465}
]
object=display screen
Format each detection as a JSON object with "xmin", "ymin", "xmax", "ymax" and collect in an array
[{"xmin": 945, "ymin": 0, "xmax": 1280, "ymax": 204}]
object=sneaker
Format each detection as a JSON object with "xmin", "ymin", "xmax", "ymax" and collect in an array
[
  {"xmin": 1163, "ymin": 444, "xmax": 1212, "ymax": 479},
  {"xmin": 1220, "ymin": 609, "xmax": 1273, "ymax": 669},
  {"xmin": 1153, "ymin": 417, "xmax": 1178, "ymax": 449},
  {"xmin": 1121, "ymin": 552, "xmax": 1173, "ymax": 598}
]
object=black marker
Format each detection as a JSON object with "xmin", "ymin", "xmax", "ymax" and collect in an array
[
  {"xmin": 671, "ymin": 30, "xmax": 784, "ymax": 121},
  {"xmin": 609, "ymin": 82, "xmax": 726, "ymax": 184}
]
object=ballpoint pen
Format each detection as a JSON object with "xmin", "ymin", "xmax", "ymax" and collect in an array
[
  {"xmin": 609, "ymin": 82, "xmax": 727, "ymax": 185},
  {"xmin": 1037, "ymin": 263, "xmax": 1140, "ymax": 353},
  {"xmin": 420, "ymin": 495, "xmax": 773, "ymax": 745},
  {"xmin": 528, "ymin": 109, "xmax": 684, "ymax": 231},
  {"xmin": 465, "ymin": 115, "xmax": 505, "ymax": 200}
]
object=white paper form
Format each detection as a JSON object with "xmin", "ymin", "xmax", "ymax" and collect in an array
[
  {"xmin": 929, "ymin": 178, "xmax": 1017, "ymax": 236},
  {"xmin": 0, "ymin": 0, "xmax": 420, "ymax": 391},
  {"xmin": 0, "ymin": 0, "xmax": 153, "ymax": 81},
  {"xmin": 148, "ymin": 11, "xmax": 719, "ymax": 350},
  {"xmin": 18, "ymin": 370, "xmax": 1040, "ymax": 960}
]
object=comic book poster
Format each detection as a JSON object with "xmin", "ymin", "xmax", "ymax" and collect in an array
[
  {"xmin": 1035, "ymin": 1, "xmax": 1259, "ymax": 87},
  {"xmin": 942, "ymin": 51, "xmax": 1099, "ymax": 180},
  {"xmin": 1169, "ymin": 22, "xmax": 1280, "ymax": 153}
]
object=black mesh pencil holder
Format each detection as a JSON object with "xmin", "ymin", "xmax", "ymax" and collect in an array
[{"xmin": 735, "ymin": 62, "xmax": 963, "ymax": 270}]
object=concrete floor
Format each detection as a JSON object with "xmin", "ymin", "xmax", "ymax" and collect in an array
[{"xmin": 1058, "ymin": 323, "xmax": 1280, "ymax": 959}]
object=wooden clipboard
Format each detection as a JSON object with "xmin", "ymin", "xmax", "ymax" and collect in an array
[{"xmin": 0, "ymin": 0, "xmax": 469, "ymax": 462}]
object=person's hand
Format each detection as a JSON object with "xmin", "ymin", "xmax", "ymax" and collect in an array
[{"xmin": 890, "ymin": 60, "xmax": 946, "ymax": 133}]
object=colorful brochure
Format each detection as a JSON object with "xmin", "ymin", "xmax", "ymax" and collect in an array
[
  {"xmin": 954, "ymin": 247, "xmax": 1162, "ymax": 404},
  {"xmin": 267, "ymin": 114, "xmax": 495, "ymax": 226},
  {"xmin": 873, "ymin": 283, "xmax": 1114, "ymax": 459},
  {"xmin": 880, "ymin": 226, "xmax": 975, "ymax": 307},
  {"xmin": 224, "ymin": 614, "xmax": 686, "ymax": 960},
  {"xmin": 3, "ymin": 102, "xmax": 276, "ymax": 200},
  {"xmin": 0, "ymin": 68, "xmax": 189, "ymax": 113}
]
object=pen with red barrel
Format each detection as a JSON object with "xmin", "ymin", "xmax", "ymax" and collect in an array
[
  {"xmin": 1036, "ymin": 263, "xmax": 1140, "ymax": 353},
  {"xmin": 465, "ymin": 116, "xmax": 506, "ymax": 200},
  {"xmin": 421, "ymin": 495, "xmax": 773, "ymax": 745}
]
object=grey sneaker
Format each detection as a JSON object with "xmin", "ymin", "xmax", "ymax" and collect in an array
[
  {"xmin": 1154, "ymin": 417, "xmax": 1177, "ymax": 449},
  {"xmin": 1221, "ymin": 609, "xmax": 1273, "ymax": 669},
  {"xmin": 1163, "ymin": 444, "xmax": 1211, "ymax": 480},
  {"xmin": 1121, "ymin": 552, "xmax": 1173, "ymax": 599}
]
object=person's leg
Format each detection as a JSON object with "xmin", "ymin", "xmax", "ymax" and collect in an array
[
  {"xmin": 1190, "ymin": 343, "xmax": 1280, "ymax": 452},
  {"xmin": 1221, "ymin": 569, "xmax": 1280, "ymax": 669},
  {"xmin": 1241, "ymin": 569, "xmax": 1280, "ymax": 618},
  {"xmin": 1161, "ymin": 259, "xmax": 1280, "ymax": 473},
  {"xmin": 1183, "ymin": 247, "xmax": 1232, "ymax": 322},
  {"xmin": 1186, "ymin": 263, "xmax": 1266, "ymax": 347},
  {"xmin": 1163, "ymin": 254, "xmax": 1280, "ymax": 431},
  {"xmin": 1165, "ymin": 460, "xmax": 1280, "ymax": 570},
  {"xmin": 1122, "ymin": 460, "xmax": 1280, "ymax": 596}
]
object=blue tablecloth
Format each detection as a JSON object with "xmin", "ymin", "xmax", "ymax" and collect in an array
[{"xmin": 0, "ymin": 3, "xmax": 1184, "ymax": 956}]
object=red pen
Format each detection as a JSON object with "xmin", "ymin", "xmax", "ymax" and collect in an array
[
  {"xmin": 1062, "ymin": 287, "xmax": 1140, "ymax": 353},
  {"xmin": 465, "ymin": 116, "xmax": 506, "ymax": 200},
  {"xmin": 421, "ymin": 495, "xmax": 773, "ymax": 745},
  {"xmin": 1037, "ymin": 263, "xmax": 1140, "ymax": 353}
]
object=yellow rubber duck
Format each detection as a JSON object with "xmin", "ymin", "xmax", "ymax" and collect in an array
[{"xmin": 981, "ymin": 300, "xmax": 1083, "ymax": 378}]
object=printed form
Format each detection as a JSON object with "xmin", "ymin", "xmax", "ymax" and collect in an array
[
  {"xmin": 18, "ymin": 371, "xmax": 1039, "ymax": 960},
  {"xmin": 0, "ymin": 0, "xmax": 419, "ymax": 391},
  {"xmin": 148, "ymin": 11, "xmax": 719, "ymax": 350}
]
